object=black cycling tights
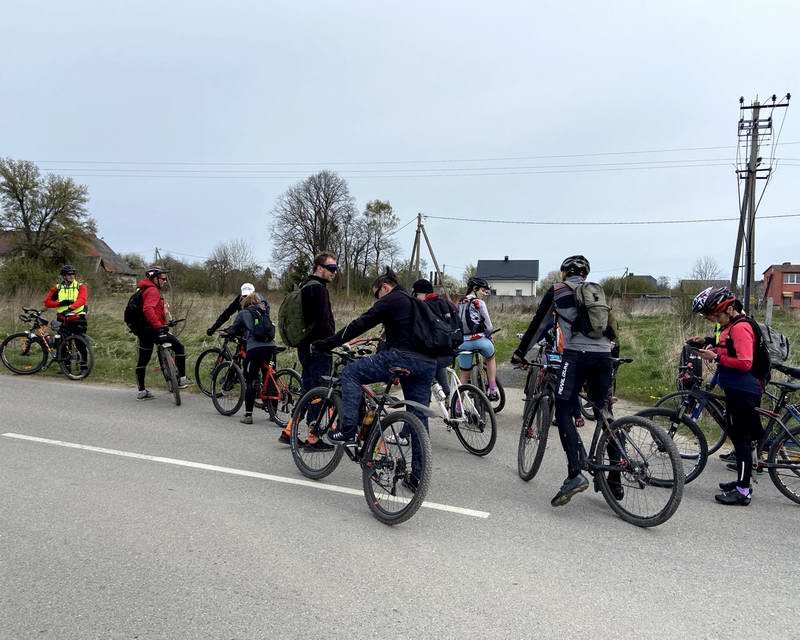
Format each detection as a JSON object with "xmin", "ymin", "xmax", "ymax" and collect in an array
[
  {"xmin": 724, "ymin": 389, "xmax": 763, "ymax": 489},
  {"xmin": 136, "ymin": 332, "xmax": 186, "ymax": 391},
  {"xmin": 243, "ymin": 346, "xmax": 272, "ymax": 413}
]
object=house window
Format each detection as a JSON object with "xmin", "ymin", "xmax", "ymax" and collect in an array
[
  {"xmin": 784, "ymin": 273, "xmax": 800, "ymax": 284},
  {"xmin": 490, "ymin": 289, "xmax": 497, "ymax": 296},
  {"xmin": 794, "ymin": 292, "xmax": 800, "ymax": 300},
  {"xmin": 515, "ymin": 289, "xmax": 523, "ymax": 297}
]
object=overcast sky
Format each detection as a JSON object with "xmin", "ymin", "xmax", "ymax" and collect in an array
[{"xmin": 2, "ymin": 0, "xmax": 798, "ymax": 283}]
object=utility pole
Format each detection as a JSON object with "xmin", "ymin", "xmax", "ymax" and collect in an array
[
  {"xmin": 406, "ymin": 212, "xmax": 448, "ymax": 296},
  {"xmin": 730, "ymin": 93, "xmax": 790, "ymax": 313}
]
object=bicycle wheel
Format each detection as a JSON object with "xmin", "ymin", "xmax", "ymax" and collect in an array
[
  {"xmin": 57, "ymin": 334, "xmax": 93, "ymax": 380},
  {"xmin": 594, "ymin": 415, "xmax": 684, "ymax": 528},
  {"xmin": 768, "ymin": 426, "xmax": 800, "ymax": 504},
  {"xmin": 517, "ymin": 394, "xmax": 551, "ymax": 481},
  {"xmin": 194, "ymin": 347, "xmax": 226, "ymax": 397},
  {"xmin": 158, "ymin": 348, "xmax": 181, "ymax": 406},
  {"xmin": 266, "ymin": 368, "xmax": 303, "ymax": 428},
  {"xmin": 636, "ymin": 408, "xmax": 708, "ymax": 484},
  {"xmin": 578, "ymin": 393, "xmax": 595, "ymax": 421},
  {"xmin": 472, "ymin": 366, "xmax": 505, "ymax": 413},
  {"xmin": 290, "ymin": 387, "xmax": 344, "ymax": 480},
  {"xmin": 0, "ymin": 333, "xmax": 48, "ymax": 375},
  {"xmin": 656, "ymin": 391, "xmax": 727, "ymax": 455},
  {"xmin": 210, "ymin": 361, "xmax": 244, "ymax": 416},
  {"xmin": 363, "ymin": 410, "xmax": 431, "ymax": 525},
  {"xmin": 451, "ymin": 384, "xmax": 497, "ymax": 456}
]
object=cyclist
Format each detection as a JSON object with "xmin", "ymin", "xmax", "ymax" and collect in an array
[
  {"xmin": 278, "ymin": 252, "xmax": 338, "ymax": 448},
  {"xmin": 412, "ymin": 278, "xmax": 458, "ymax": 403},
  {"xmin": 43, "ymin": 264, "xmax": 89, "ymax": 365},
  {"xmin": 693, "ymin": 286, "xmax": 764, "ymax": 506},
  {"xmin": 312, "ymin": 268, "xmax": 435, "ymax": 490},
  {"xmin": 206, "ymin": 282, "xmax": 257, "ymax": 336},
  {"xmin": 512, "ymin": 255, "xmax": 620, "ymax": 507},
  {"xmin": 133, "ymin": 266, "xmax": 190, "ymax": 400},
  {"xmin": 230, "ymin": 292, "xmax": 275, "ymax": 424},
  {"xmin": 457, "ymin": 276, "xmax": 499, "ymax": 401}
]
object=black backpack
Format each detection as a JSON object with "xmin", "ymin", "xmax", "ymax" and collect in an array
[
  {"xmin": 406, "ymin": 293, "xmax": 464, "ymax": 358},
  {"xmin": 727, "ymin": 315, "xmax": 772, "ymax": 382},
  {"xmin": 458, "ymin": 296, "xmax": 486, "ymax": 335},
  {"xmin": 249, "ymin": 305, "xmax": 275, "ymax": 343},
  {"xmin": 124, "ymin": 288, "xmax": 145, "ymax": 334}
]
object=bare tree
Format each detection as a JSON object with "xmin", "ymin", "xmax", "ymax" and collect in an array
[
  {"xmin": 690, "ymin": 256, "xmax": 723, "ymax": 281},
  {"xmin": 364, "ymin": 199, "xmax": 398, "ymax": 275},
  {"xmin": 537, "ymin": 269, "xmax": 562, "ymax": 292},
  {"xmin": 0, "ymin": 158, "xmax": 95, "ymax": 259},
  {"xmin": 462, "ymin": 264, "xmax": 477, "ymax": 285},
  {"xmin": 270, "ymin": 171, "xmax": 355, "ymax": 269},
  {"xmin": 206, "ymin": 239, "xmax": 259, "ymax": 295}
]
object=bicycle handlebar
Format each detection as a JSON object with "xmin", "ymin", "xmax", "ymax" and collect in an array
[{"xmin": 167, "ymin": 318, "xmax": 186, "ymax": 328}]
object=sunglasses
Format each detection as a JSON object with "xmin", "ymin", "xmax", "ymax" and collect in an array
[
  {"xmin": 372, "ymin": 287, "xmax": 380, "ymax": 299},
  {"xmin": 321, "ymin": 263, "xmax": 339, "ymax": 273}
]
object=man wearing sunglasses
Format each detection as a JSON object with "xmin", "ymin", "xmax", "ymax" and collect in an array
[{"xmin": 279, "ymin": 252, "xmax": 338, "ymax": 447}]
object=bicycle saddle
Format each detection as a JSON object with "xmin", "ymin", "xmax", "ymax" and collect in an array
[
  {"xmin": 770, "ymin": 379, "xmax": 800, "ymax": 392},
  {"xmin": 774, "ymin": 362, "xmax": 800, "ymax": 379},
  {"xmin": 388, "ymin": 367, "xmax": 411, "ymax": 378}
]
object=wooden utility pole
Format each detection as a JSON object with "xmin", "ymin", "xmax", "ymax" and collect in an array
[{"xmin": 406, "ymin": 212, "xmax": 449, "ymax": 296}]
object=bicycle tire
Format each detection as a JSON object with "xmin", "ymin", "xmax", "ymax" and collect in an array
[
  {"xmin": 578, "ymin": 393, "xmax": 595, "ymax": 421},
  {"xmin": 655, "ymin": 390, "xmax": 727, "ymax": 455},
  {"xmin": 194, "ymin": 347, "xmax": 227, "ymax": 397},
  {"xmin": 266, "ymin": 368, "xmax": 303, "ymax": 428},
  {"xmin": 57, "ymin": 334, "xmax": 93, "ymax": 380},
  {"xmin": 517, "ymin": 394, "xmax": 551, "ymax": 481},
  {"xmin": 451, "ymin": 383, "xmax": 497, "ymax": 456},
  {"xmin": 210, "ymin": 361, "xmax": 244, "ymax": 416},
  {"xmin": 362, "ymin": 410, "xmax": 431, "ymax": 525},
  {"xmin": 0, "ymin": 333, "xmax": 48, "ymax": 375},
  {"xmin": 159, "ymin": 348, "xmax": 181, "ymax": 406},
  {"xmin": 767, "ymin": 426, "xmax": 800, "ymax": 505},
  {"xmin": 471, "ymin": 366, "xmax": 505, "ymax": 414},
  {"xmin": 594, "ymin": 416, "xmax": 684, "ymax": 528},
  {"xmin": 635, "ymin": 407, "xmax": 708, "ymax": 484},
  {"xmin": 290, "ymin": 387, "xmax": 344, "ymax": 480}
]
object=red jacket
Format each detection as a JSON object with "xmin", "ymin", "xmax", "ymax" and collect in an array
[
  {"xmin": 137, "ymin": 279, "xmax": 167, "ymax": 330},
  {"xmin": 44, "ymin": 282, "xmax": 88, "ymax": 321}
]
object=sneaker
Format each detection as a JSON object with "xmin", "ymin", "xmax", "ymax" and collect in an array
[
  {"xmin": 137, "ymin": 389, "xmax": 154, "ymax": 401},
  {"xmin": 384, "ymin": 433, "xmax": 409, "ymax": 446},
  {"xmin": 715, "ymin": 488, "xmax": 751, "ymax": 506},
  {"xmin": 326, "ymin": 430, "xmax": 357, "ymax": 446},
  {"xmin": 278, "ymin": 431, "xmax": 291, "ymax": 445},
  {"xmin": 240, "ymin": 414, "xmax": 253, "ymax": 425},
  {"xmin": 303, "ymin": 439, "xmax": 333, "ymax": 452},
  {"xmin": 719, "ymin": 451, "xmax": 736, "ymax": 462},
  {"xmin": 178, "ymin": 376, "xmax": 192, "ymax": 389},
  {"xmin": 487, "ymin": 387, "xmax": 500, "ymax": 402},
  {"xmin": 718, "ymin": 480, "xmax": 740, "ymax": 492},
  {"xmin": 551, "ymin": 474, "xmax": 589, "ymax": 507}
]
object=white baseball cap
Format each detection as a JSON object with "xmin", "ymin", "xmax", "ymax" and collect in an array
[{"xmin": 240, "ymin": 282, "xmax": 256, "ymax": 296}]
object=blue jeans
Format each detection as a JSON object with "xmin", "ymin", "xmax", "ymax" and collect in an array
[{"xmin": 298, "ymin": 343, "xmax": 332, "ymax": 422}]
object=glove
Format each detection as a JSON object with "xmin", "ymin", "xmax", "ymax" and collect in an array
[
  {"xmin": 206, "ymin": 327, "xmax": 215, "ymax": 337},
  {"xmin": 510, "ymin": 351, "xmax": 525, "ymax": 366},
  {"xmin": 61, "ymin": 299, "xmax": 75, "ymax": 307}
]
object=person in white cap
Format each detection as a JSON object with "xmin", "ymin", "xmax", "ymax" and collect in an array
[{"xmin": 206, "ymin": 282, "xmax": 257, "ymax": 335}]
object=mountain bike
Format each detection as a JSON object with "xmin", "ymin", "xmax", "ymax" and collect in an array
[
  {"xmin": 195, "ymin": 330, "xmax": 240, "ymax": 397},
  {"xmin": 156, "ymin": 319, "xmax": 185, "ymax": 406},
  {"xmin": 1, "ymin": 307, "xmax": 94, "ymax": 380},
  {"xmin": 464, "ymin": 328, "xmax": 505, "ymax": 413},
  {"xmin": 289, "ymin": 346, "xmax": 434, "ymax": 525},
  {"xmin": 430, "ymin": 362, "xmax": 497, "ymax": 456},
  {"xmin": 515, "ymin": 352, "xmax": 684, "ymax": 528},
  {"xmin": 210, "ymin": 337, "xmax": 302, "ymax": 426}
]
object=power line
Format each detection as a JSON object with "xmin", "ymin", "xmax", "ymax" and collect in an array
[
  {"xmin": 424, "ymin": 212, "xmax": 800, "ymax": 226},
  {"xmin": 30, "ymin": 140, "xmax": 800, "ymax": 166}
]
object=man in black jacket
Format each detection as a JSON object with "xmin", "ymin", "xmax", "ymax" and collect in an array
[
  {"xmin": 206, "ymin": 283, "xmax": 256, "ymax": 336},
  {"xmin": 278, "ymin": 253, "xmax": 338, "ymax": 446},
  {"xmin": 313, "ymin": 269, "xmax": 436, "ymax": 488}
]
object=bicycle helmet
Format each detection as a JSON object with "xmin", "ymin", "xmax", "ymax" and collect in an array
[
  {"xmin": 60, "ymin": 264, "xmax": 76, "ymax": 275},
  {"xmin": 145, "ymin": 265, "xmax": 169, "ymax": 279},
  {"xmin": 693, "ymin": 286, "xmax": 737, "ymax": 315},
  {"xmin": 467, "ymin": 276, "xmax": 489, "ymax": 292},
  {"xmin": 560, "ymin": 255, "xmax": 591, "ymax": 276}
]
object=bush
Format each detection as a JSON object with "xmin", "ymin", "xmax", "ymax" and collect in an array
[{"xmin": 0, "ymin": 256, "xmax": 58, "ymax": 294}]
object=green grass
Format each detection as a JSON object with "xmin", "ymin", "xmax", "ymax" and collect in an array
[{"xmin": 2, "ymin": 291, "xmax": 798, "ymax": 404}]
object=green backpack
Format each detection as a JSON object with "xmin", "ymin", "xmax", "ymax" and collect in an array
[
  {"xmin": 278, "ymin": 279, "xmax": 321, "ymax": 347},
  {"xmin": 562, "ymin": 280, "xmax": 611, "ymax": 340}
]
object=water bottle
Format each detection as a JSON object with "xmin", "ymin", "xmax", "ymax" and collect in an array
[{"xmin": 433, "ymin": 383, "xmax": 447, "ymax": 403}]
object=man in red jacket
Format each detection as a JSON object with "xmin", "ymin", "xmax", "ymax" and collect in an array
[{"xmin": 133, "ymin": 266, "xmax": 190, "ymax": 400}]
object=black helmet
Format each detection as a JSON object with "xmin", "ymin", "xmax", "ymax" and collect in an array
[
  {"xmin": 467, "ymin": 276, "xmax": 489, "ymax": 292},
  {"xmin": 412, "ymin": 279, "xmax": 434, "ymax": 295},
  {"xmin": 560, "ymin": 255, "xmax": 591, "ymax": 276},
  {"xmin": 145, "ymin": 265, "xmax": 169, "ymax": 279},
  {"xmin": 60, "ymin": 264, "xmax": 76, "ymax": 275},
  {"xmin": 693, "ymin": 286, "xmax": 737, "ymax": 315}
]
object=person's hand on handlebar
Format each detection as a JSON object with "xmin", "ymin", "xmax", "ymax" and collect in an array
[
  {"xmin": 206, "ymin": 327, "xmax": 215, "ymax": 337},
  {"xmin": 510, "ymin": 351, "xmax": 526, "ymax": 367}
]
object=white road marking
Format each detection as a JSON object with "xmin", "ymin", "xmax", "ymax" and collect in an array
[{"xmin": 2, "ymin": 432, "xmax": 490, "ymax": 519}]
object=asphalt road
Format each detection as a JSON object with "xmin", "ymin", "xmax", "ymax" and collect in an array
[{"xmin": 1, "ymin": 375, "xmax": 797, "ymax": 639}]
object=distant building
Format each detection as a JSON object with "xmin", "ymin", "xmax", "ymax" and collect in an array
[
  {"xmin": 476, "ymin": 256, "xmax": 539, "ymax": 296},
  {"xmin": 762, "ymin": 262, "xmax": 800, "ymax": 309}
]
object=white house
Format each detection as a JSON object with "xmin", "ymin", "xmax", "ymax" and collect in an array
[{"xmin": 476, "ymin": 257, "xmax": 539, "ymax": 297}]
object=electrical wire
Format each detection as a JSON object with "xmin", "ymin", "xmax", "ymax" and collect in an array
[{"xmin": 423, "ymin": 212, "xmax": 800, "ymax": 226}]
